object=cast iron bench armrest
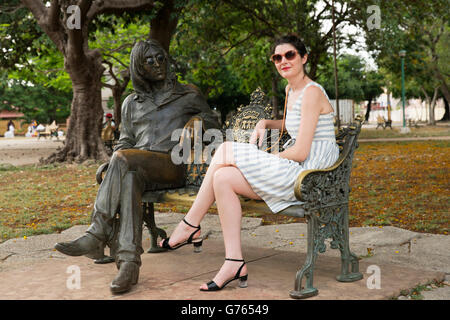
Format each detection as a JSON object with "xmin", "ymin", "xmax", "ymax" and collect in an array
[{"xmin": 294, "ymin": 129, "xmax": 358, "ymax": 207}]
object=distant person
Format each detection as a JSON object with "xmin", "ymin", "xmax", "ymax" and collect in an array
[
  {"xmin": 4, "ymin": 120, "xmax": 15, "ymax": 138},
  {"xmin": 7, "ymin": 120, "xmax": 15, "ymax": 129},
  {"xmin": 31, "ymin": 120, "xmax": 38, "ymax": 137},
  {"xmin": 101, "ymin": 113, "xmax": 116, "ymax": 144},
  {"xmin": 25, "ymin": 126, "xmax": 33, "ymax": 137},
  {"xmin": 103, "ymin": 113, "xmax": 116, "ymax": 128}
]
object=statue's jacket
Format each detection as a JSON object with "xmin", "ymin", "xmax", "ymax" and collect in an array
[{"xmin": 115, "ymin": 82, "xmax": 219, "ymax": 153}]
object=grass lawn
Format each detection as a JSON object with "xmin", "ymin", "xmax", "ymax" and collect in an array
[{"xmin": 0, "ymin": 140, "xmax": 449, "ymax": 243}]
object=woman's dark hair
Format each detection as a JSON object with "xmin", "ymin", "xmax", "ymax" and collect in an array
[
  {"xmin": 272, "ymin": 34, "xmax": 309, "ymax": 76},
  {"xmin": 272, "ymin": 33, "xmax": 308, "ymax": 57}
]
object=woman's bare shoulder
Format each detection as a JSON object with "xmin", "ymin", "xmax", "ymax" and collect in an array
[{"xmin": 302, "ymin": 84, "xmax": 331, "ymax": 113}]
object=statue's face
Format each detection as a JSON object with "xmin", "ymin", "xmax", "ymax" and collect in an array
[{"xmin": 142, "ymin": 46, "xmax": 167, "ymax": 82}]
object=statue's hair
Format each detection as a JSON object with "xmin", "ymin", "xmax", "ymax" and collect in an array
[{"xmin": 129, "ymin": 39, "xmax": 176, "ymax": 100}]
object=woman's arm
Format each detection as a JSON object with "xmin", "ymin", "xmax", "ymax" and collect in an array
[
  {"xmin": 278, "ymin": 86, "xmax": 323, "ymax": 162},
  {"xmin": 262, "ymin": 119, "xmax": 284, "ymax": 130}
]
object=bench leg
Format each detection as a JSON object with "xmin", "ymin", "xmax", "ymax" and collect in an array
[
  {"xmin": 336, "ymin": 206, "xmax": 363, "ymax": 282},
  {"xmin": 142, "ymin": 202, "xmax": 168, "ymax": 253},
  {"xmin": 290, "ymin": 213, "xmax": 319, "ymax": 299}
]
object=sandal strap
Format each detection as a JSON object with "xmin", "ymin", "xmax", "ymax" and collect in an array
[
  {"xmin": 183, "ymin": 218, "xmax": 200, "ymax": 230},
  {"xmin": 183, "ymin": 218, "xmax": 201, "ymax": 243},
  {"xmin": 225, "ymin": 258, "xmax": 246, "ymax": 279}
]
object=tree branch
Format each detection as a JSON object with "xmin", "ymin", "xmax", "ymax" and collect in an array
[
  {"xmin": 103, "ymin": 53, "xmax": 129, "ymax": 69},
  {"xmin": 103, "ymin": 60, "xmax": 119, "ymax": 85},
  {"xmin": 20, "ymin": 0, "xmax": 46, "ymax": 23},
  {"xmin": 222, "ymin": 0, "xmax": 280, "ymax": 35},
  {"xmin": 0, "ymin": 3, "xmax": 25, "ymax": 14},
  {"xmin": 102, "ymin": 82, "xmax": 114, "ymax": 89},
  {"xmin": 47, "ymin": 0, "xmax": 61, "ymax": 31},
  {"xmin": 220, "ymin": 31, "xmax": 258, "ymax": 57},
  {"xmin": 21, "ymin": 0, "xmax": 66, "ymax": 53},
  {"xmin": 87, "ymin": 0, "xmax": 155, "ymax": 22}
]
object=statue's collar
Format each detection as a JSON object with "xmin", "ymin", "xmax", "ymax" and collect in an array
[{"xmin": 133, "ymin": 82, "xmax": 191, "ymax": 107}]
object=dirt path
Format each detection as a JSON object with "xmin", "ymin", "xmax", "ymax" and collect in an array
[{"xmin": 0, "ymin": 137, "xmax": 65, "ymax": 166}]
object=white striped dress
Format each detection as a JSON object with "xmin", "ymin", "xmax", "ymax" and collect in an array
[{"xmin": 232, "ymin": 81, "xmax": 339, "ymax": 213}]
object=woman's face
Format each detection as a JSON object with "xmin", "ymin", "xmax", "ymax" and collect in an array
[{"xmin": 273, "ymin": 43, "xmax": 307, "ymax": 80}]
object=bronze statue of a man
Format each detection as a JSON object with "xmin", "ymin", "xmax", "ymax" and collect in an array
[{"xmin": 55, "ymin": 40, "xmax": 219, "ymax": 294}]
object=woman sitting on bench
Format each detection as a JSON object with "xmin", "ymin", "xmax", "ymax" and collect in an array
[{"xmin": 159, "ymin": 34, "xmax": 340, "ymax": 292}]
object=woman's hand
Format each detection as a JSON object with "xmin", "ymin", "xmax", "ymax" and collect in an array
[{"xmin": 249, "ymin": 119, "xmax": 267, "ymax": 147}]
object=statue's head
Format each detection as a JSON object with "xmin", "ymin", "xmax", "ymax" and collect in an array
[{"xmin": 130, "ymin": 39, "xmax": 176, "ymax": 100}]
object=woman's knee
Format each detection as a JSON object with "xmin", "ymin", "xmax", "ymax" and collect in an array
[{"xmin": 212, "ymin": 166, "xmax": 233, "ymax": 190}]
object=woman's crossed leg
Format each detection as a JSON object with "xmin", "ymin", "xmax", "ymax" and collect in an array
[{"xmin": 159, "ymin": 141, "xmax": 261, "ymax": 288}]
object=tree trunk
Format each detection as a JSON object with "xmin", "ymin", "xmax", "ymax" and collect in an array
[
  {"xmin": 386, "ymin": 88, "xmax": 392, "ymax": 121},
  {"xmin": 44, "ymin": 52, "xmax": 109, "ymax": 163},
  {"xmin": 149, "ymin": 0, "xmax": 179, "ymax": 53},
  {"xmin": 112, "ymin": 87, "xmax": 124, "ymax": 128},
  {"xmin": 429, "ymin": 87, "xmax": 439, "ymax": 125},
  {"xmin": 440, "ymin": 96, "xmax": 449, "ymax": 121},
  {"xmin": 364, "ymin": 98, "xmax": 372, "ymax": 122}
]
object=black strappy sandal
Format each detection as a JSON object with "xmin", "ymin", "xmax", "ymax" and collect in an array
[
  {"xmin": 160, "ymin": 218, "xmax": 203, "ymax": 252},
  {"xmin": 200, "ymin": 258, "xmax": 248, "ymax": 291}
]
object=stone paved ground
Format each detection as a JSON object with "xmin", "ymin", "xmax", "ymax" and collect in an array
[{"xmin": 0, "ymin": 213, "xmax": 448, "ymax": 300}]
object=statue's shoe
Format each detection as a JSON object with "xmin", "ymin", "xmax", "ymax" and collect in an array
[
  {"xmin": 110, "ymin": 261, "xmax": 139, "ymax": 294},
  {"xmin": 54, "ymin": 234, "xmax": 103, "ymax": 259}
]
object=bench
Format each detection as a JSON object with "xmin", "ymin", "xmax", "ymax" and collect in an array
[
  {"xmin": 96, "ymin": 88, "xmax": 364, "ymax": 299},
  {"xmin": 376, "ymin": 115, "xmax": 392, "ymax": 129},
  {"xmin": 37, "ymin": 121, "xmax": 59, "ymax": 140},
  {"xmin": 408, "ymin": 119, "xmax": 419, "ymax": 128}
]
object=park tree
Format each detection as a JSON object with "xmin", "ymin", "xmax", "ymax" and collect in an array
[
  {"xmin": 1, "ymin": 0, "xmax": 185, "ymax": 163},
  {"xmin": 171, "ymin": 0, "xmax": 364, "ymax": 117},
  {"xmin": 354, "ymin": 0, "xmax": 449, "ymax": 123},
  {"xmin": 317, "ymin": 54, "xmax": 384, "ymax": 121},
  {"xmin": 0, "ymin": 70, "xmax": 72, "ymax": 124},
  {"xmin": 0, "ymin": 2, "xmax": 73, "ymax": 124}
]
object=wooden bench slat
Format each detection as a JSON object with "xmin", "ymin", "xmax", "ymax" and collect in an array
[{"xmin": 142, "ymin": 190, "xmax": 306, "ymax": 218}]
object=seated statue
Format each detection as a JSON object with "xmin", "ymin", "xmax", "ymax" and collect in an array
[{"xmin": 55, "ymin": 39, "xmax": 219, "ymax": 294}]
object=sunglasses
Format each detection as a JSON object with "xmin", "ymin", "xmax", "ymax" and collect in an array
[
  {"xmin": 146, "ymin": 54, "xmax": 166, "ymax": 66},
  {"xmin": 270, "ymin": 50, "xmax": 298, "ymax": 64}
]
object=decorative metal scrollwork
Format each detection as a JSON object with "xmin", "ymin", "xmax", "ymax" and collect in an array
[
  {"xmin": 227, "ymin": 87, "xmax": 273, "ymax": 143},
  {"xmin": 312, "ymin": 206, "xmax": 346, "ymax": 255}
]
